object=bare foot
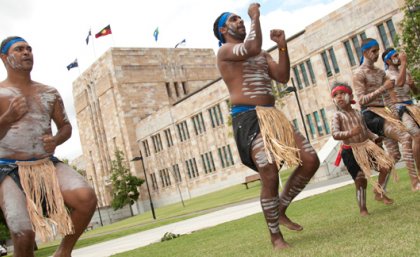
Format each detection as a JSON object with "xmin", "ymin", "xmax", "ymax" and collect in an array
[
  {"xmin": 360, "ymin": 209, "xmax": 369, "ymax": 216},
  {"xmin": 411, "ymin": 183, "xmax": 420, "ymax": 192},
  {"xmin": 272, "ymin": 238, "xmax": 290, "ymax": 250},
  {"xmin": 279, "ymin": 214, "xmax": 303, "ymax": 231},
  {"xmin": 374, "ymin": 193, "xmax": 394, "ymax": 205}
]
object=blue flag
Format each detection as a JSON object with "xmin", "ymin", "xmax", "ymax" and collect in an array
[
  {"xmin": 67, "ymin": 59, "xmax": 78, "ymax": 71},
  {"xmin": 153, "ymin": 27, "xmax": 159, "ymax": 42},
  {"xmin": 175, "ymin": 39, "xmax": 186, "ymax": 48}
]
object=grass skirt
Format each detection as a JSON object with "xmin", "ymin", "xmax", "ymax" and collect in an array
[
  {"xmin": 256, "ymin": 106, "xmax": 301, "ymax": 169},
  {"xmin": 17, "ymin": 158, "xmax": 74, "ymax": 242}
]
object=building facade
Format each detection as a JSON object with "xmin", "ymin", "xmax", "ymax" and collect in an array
[
  {"xmin": 74, "ymin": 0, "xmax": 406, "ymax": 212},
  {"xmin": 73, "ymin": 48, "xmax": 220, "ymax": 207}
]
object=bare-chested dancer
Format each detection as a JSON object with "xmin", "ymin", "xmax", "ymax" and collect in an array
[
  {"xmin": 0, "ymin": 36, "xmax": 97, "ymax": 257},
  {"xmin": 213, "ymin": 3, "xmax": 319, "ymax": 249},
  {"xmin": 353, "ymin": 38, "xmax": 420, "ymax": 192},
  {"xmin": 331, "ymin": 82, "xmax": 394, "ymax": 216},
  {"xmin": 382, "ymin": 48, "xmax": 420, "ymax": 187}
]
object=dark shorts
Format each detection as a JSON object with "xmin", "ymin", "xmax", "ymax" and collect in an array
[
  {"xmin": 341, "ymin": 148, "xmax": 361, "ymax": 180},
  {"xmin": 362, "ymin": 109, "xmax": 385, "ymax": 136},
  {"xmin": 232, "ymin": 110, "xmax": 260, "ymax": 171}
]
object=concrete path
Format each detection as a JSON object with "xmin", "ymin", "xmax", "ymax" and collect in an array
[{"xmin": 70, "ymin": 175, "xmax": 354, "ymax": 257}]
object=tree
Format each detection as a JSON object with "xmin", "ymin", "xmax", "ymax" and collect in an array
[
  {"xmin": 110, "ymin": 150, "xmax": 144, "ymax": 216},
  {"xmin": 61, "ymin": 158, "xmax": 87, "ymax": 178},
  {"xmin": 399, "ymin": 0, "xmax": 420, "ymax": 98}
]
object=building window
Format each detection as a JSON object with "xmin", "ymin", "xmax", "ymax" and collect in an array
[
  {"xmin": 172, "ymin": 164, "xmax": 182, "ymax": 182},
  {"xmin": 320, "ymin": 108, "xmax": 331, "ymax": 134},
  {"xmin": 150, "ymin": 173, "xmax": 158, "ymax": 190},
  {"xmin": 321, "ymin": 51, "xmax": 332, "ymax": 77},
  {"xmin": 192, "ymin": 112, "xmax": 206, "ymax": 135},
  {"xmin": 386, "ymin": 19, "xmax": 397, "ymax": 45},
  {"xmin": 201, "ymin": 151, "xmax": 216, "ymax": 174},
  {"xmin": 360, "ymin": 32, "xmax": 367, "ymax": 40},
  {"xmin": 182, "ymin": 81, "xmax": 188, "ymax": 95},
  {"xmin": 329, "ymin": 48, "xmax": 340, "ymax": 74},
  {"xmin": 174, "ymin": 82, "xmax": 180, "ymax": 97},
  {"xmin": 293, "ymin": 66, "xmax": 303, "ymax": 89},
  {"xmin": 299, "ymin": 63, "xmax": 310, "ymax": 87},
  {"xmin": 159, "ymin": 168, "xmax": 171, "ymax": 187},
  {"xmin": 292, "ymin": 119, "xmax": 299, "ymax": 130},
  {"xmin": 218, "ymin": 145, "xmax": 234, "ymax": 168},
  {"xmin": 377, "ymin": 23, "xmax": 390, "ymax": 49},
  {"xmin": 313, "ymin": 111, "xmax": 324, "ymax": 136},
  {"xmin": 151, "ymin": 133, "xmax": 163, "ymax": 153},
  {"xmin": 306, "ymin": 114, "xmax": 316, "ymax": 139},
  {"xmin": 142, "ymin": 140, "xmax": 151, "ymax": 157},
  {"xmin": 165, "ymin": 82, "xmax": 172, "ymax": 98},
  {"xmin": 350, "ymin": 37, "xmax": 362, "ymax": 63},
  {"xmin": 344, "ymin": 40, "xmax": 356, "ymax": 66},
  {"xmin": 176, "ymin": 121, "xmax": 190, "ymax": 142},
  {"xmin": 185, "ymin": 158, "xmax": 199, "ymax": 179},
  {"xmin": 208, "ymin": 104, "xmax": 224, "ymax": 128},
  {"xmin": 164, "ymin": 128, "xmax": 173, "ymax": 147},
  {"xmin": 306, "ymin": 59, "xmax": 316, "ymax": 84}
]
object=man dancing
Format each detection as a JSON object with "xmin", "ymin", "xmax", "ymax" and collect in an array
[
  {"xmin": 352, "ymin": 38, "xmax": 420, "ymax": 191},
  {"xmin": 213, "ymin": 3, "xmax": 319, "ymax": 249},
  {"xmin": 0, "ymin": 36, "xmax": 97, "ymax": 257},
  {"xmin": 382, "ymin": 48, "xmax": 420, "ymax": 185}
]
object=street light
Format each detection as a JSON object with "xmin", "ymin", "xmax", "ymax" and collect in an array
[
  {"xmin": 281, "ymin": 78, "xmax": 311, "ymax": 143},
  {"xmin": 88, "ymin": 176, "xmax": 104, "ymax": 226},
  {"xmin": 131, "ymin": 152, "xmax": 156, "ymax": 220}
]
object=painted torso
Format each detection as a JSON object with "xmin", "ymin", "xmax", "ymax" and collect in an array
[
  {"xmin": 0, "ymin": 84, "xmax": 62, "ymax": 159},
  {"xmin": 385, "ymin": 67, "xmax": 412, "ymax": 103},
  {"xmin": 332, "ymin": 108, "xmax": 372, "ymax": 145}
]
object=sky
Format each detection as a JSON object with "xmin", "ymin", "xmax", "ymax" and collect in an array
[{"xmin": 0, "ymin": 0, "xmax": 352, "ymax": 161}]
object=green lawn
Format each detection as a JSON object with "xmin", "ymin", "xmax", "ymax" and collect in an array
[
  {"xmin": 114, "ymin": 168, "xmax": 420, "ymax": 257},
  {"xmin": 33, "ymin": 168, "xmax": 293, "ymax": 257}
]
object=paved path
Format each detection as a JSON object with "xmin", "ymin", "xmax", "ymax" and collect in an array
[{"xmin": 71, "ymin": 175, "xmax": 354, "ymax": 257}]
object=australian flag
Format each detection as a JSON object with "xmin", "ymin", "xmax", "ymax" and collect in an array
[{"xmin": 67, "ymin": 59, "xmax": 78, "ymax": 71}]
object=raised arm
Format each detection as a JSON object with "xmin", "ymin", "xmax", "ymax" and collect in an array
[
  {"xmin": 218, "ymin": 3, "xmax": 262, "ymax": 62},
  {"xmin": 266, "ymin": 30, "xmax": 290, "ymax": 83},
  {"xmin": 395, "ymin": 52, "xmax": 407, "ymax": 87}
]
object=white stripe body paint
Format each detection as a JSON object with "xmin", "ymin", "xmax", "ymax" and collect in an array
[
  {"xmin": 241, "ymin": 53, "xmax": 273, "ymax": 99},
  {"xmin": 261, "ymin": 196, "xmax": 280, "ymax": 234}
]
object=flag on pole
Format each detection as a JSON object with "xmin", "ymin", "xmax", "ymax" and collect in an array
[
  {"xmin": 153, "ymin": 27, "xmax": 159, "ymax": 42},
  {"xmin": 67, "ymin": 59, "xmax": 78, "ymax": 71},
  {"xmin": 95, "ymin": 25, "xmax": 112, "ymax": 38},
  {"xmin": 175, "ymin": 39, "xmax": 186, "ymax": 48},
  {"xmin": 86, "ymin": 29, "xmax": 92, "ymax": 45}
]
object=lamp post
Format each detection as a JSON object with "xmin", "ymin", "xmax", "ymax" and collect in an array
[
  {"xmin": 282, "ymin": 79, "xmax": 311, "ymax": 143},
  {"xmin": 88, "ymin": 176, "xmax": 104, "ymax": 226},
  {"xmin": 131, "ymin": 153, "xmax": 156, "ymax": 220}
]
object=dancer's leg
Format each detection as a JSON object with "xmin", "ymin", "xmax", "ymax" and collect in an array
[{"xmin": 278, "ymin": 130, "xmax": 320, "ymax": 231}]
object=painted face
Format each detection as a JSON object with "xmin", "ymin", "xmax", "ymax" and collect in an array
[
  {"xmin": 4, "ymin": 41, "xmax": 33, "ymax": 71},
  {"xmin": 332, "ymin": 90, "xmax": 351, "ymax": 108},
  {"xmin": 226, "ymin": 14, "xmax": 246, "ymax": 41},
  {"xmin": 391, "ymin": 52, "xmax": 400, "ymax": 66},
  {"xmin": 365, "ymin": 45, "xmax": 379, "ymax": 63}
]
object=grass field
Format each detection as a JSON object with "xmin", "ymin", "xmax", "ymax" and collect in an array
[{"xmin": 113, "ymin": 168, "xmax": 420, "ymax": 257}]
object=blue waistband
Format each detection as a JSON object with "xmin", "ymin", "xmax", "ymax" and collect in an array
[
  {"xmin": 0, "ymin": 157, "xmax": 56, "ymax": 165},
  {"xmin": 231, "ymin": 104, "xmax": 274, "ymax": 117},
  {"xmin": 399, "ymin": 100, "xmax": 414, "ymax": 105}
]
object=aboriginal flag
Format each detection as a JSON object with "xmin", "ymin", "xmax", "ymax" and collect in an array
[{"xmin": 95, "ymin": 25, "xmax": 112, "ymax": 38}]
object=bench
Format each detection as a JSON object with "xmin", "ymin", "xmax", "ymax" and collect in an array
[{"xmin": 242, "ymin": 174, "xmax": 261, "ymax": 189}]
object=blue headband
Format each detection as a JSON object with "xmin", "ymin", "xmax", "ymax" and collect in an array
[
  {"xmin": 1, "ymin": 37, "xmax": 26, "ymax": 55},
  {"xmin": 383, "ymin": 49, "xmax": 396, "ymax": 70},
  {"xmin": 217, "ymin": 12, "xmax": 231, "ymax": 47},
  {"xmin": 359, "ymin": 39, "xmax": 379, "ymax": 65}
]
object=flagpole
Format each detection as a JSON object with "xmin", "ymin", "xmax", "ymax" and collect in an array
[{"xmin": 91, "ymin": 28, "xmax": 97, "ymax": 59}]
